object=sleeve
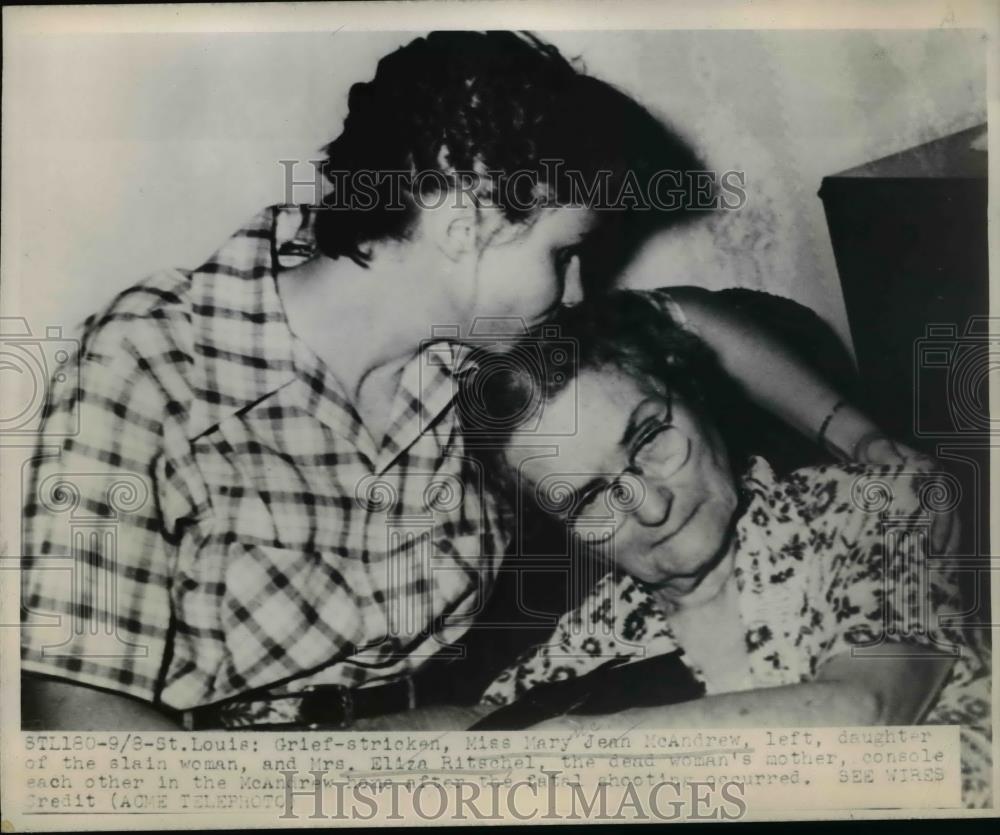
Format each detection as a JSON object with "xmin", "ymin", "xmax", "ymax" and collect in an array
[
  {"xmin": 20, "ymin": 322, "xmax": 183, "ymax": 704},
  {"xmin": 807, "ymin": 463, "xmax": 965, "ymax": 673}
]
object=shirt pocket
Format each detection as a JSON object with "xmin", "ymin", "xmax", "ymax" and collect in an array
[{"xmin": 215, "ymin": 542, "xmax": 369, "ymax": 695}]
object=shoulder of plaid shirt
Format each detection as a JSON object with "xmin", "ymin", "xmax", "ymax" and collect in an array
[
  {"xmin": 22, "ymin": 203, "xmax": 534, "ymax": 720},
  {"xmin": 20, "ymin": 203, "xmax": 893, "ymax": 728}
]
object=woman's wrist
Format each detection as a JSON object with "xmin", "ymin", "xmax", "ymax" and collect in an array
[
  {"xmin": 818, "ymin": 401, "xmax": 877, "ymax": 461},
  {"xmin": 818, "ymin": 402, "xmax": 930, "ymax": 467}
]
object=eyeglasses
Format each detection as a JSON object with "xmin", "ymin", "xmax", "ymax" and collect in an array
[{"xmin": 534, "ymin": 397, "xmax": 691, "ymax": 532}]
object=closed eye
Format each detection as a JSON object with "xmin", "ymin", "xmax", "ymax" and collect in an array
[
  {"xmin": 568, "ymin": 482, "xmax": 607, "ymax": 523},
  {"xmin": 633, "ymin": 423, "xmax": 689, "ymax": 478},
  {"xmin": 630, "ymin": 419, "xmax": 671, "ymax": 458}
]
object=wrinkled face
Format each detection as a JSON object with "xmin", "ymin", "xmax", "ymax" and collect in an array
[
  {"xmin": 510, "ymin": 366, "xmax": 739, "ymax": 591},
  {"xmin": 464, "ymin": 206, "xmax": 598, "ymax": 336}
]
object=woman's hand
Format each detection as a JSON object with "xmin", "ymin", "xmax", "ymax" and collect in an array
[
  {"xmin": 828, "ymin": 419, "xmax": 959, "ymax": 556},
  {"xmin": 821, "ymin": 402, "xmax": 938, "ymax": 467},
  {"xmin": 850, "ymin": 432, "xmax": 937, "ymax": 470}
]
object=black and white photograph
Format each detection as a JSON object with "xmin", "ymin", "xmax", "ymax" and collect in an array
[{"xmin": 1, "ymin": 0, "xmax": 995, "ymax": 824}]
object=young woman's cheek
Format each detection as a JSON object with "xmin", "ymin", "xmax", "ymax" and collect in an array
[
  {"xmin": 479, "ymin": 249, "xmax": 559, "ymax": 321},
  {"xmin": 522, "ymin": 256, "xmax": 560, "ymax": 312}
]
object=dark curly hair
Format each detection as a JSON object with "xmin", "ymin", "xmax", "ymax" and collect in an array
[
  {"xmin": 459, "ymin": 290, "xmax": 747, "ymax": 506},
  {"xmin": 315, "ymin": 31, "xmax": 705, "ymax": 284}
]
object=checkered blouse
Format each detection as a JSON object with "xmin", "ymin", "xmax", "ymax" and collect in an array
[{"xmin": 21, "ymin": 205, "xmax": 508, "ymax": 710}]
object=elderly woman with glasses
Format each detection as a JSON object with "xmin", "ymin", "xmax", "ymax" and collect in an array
[{"xmin": 464, "ymin": 291, "xmax": 991, "ymax": 808}]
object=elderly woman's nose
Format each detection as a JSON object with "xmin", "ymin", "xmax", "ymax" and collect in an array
[{"xmin": 634, "ymin": 483, "xmax": 673, "ymax": 527}]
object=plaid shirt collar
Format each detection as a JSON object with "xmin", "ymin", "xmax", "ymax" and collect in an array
[{"xmin": 185, "ymin": 204, "xmax": 476, "ymax": 469}]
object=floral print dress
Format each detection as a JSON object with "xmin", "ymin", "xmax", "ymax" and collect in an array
[{"xmin": 482, "ymin": 458, "xmax": 992, "ymax": 808}]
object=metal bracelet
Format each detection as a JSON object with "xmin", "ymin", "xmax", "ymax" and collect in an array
[{"xmin": 817, "ymin": 399, "xmax": 847, "ymax": 453}]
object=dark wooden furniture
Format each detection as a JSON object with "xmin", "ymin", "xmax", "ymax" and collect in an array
[{"xmin": 820, "ymin": 124, "xmax": 990, "ymax": 619}]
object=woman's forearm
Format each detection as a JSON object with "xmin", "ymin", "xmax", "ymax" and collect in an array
[
  {"xmin": 531, "ymin": 680, "xmax": 882, "ymax": 733},
  {"xmin": 666, "ymin": 287, "xmax": 878, "ymax": 456},
  {"xmin": 528, "ymin": 645, "xmax": 955, "ymax": 733},
  {"xmin": 22, "ymin": 676, "xmax": 182, "ymax": 731}
]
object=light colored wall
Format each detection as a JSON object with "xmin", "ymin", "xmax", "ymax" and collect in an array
[
  {"xmin": 565, "ymin": 29, "xmax": 986, "ymax": 345},
  {"xmin": 4, "ymin": 29, "xmax": 986, "ymax": 346}
]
